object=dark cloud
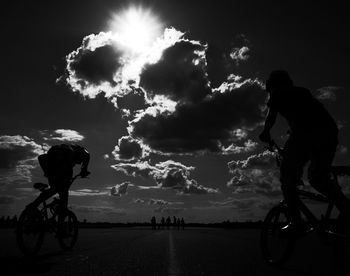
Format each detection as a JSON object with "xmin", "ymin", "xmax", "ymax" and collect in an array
[
  {"xmin": 68, "ymin": 43, "xmax": 122, "ymax": 87},
  {"xmin": 112, "ymin": 136, "xmax": 146, "ymax": 161},
  {"xmin": 0, "ymin": 135, "xmax": 42, "ymax": 169},
  {"xmin": 130, "ymin": 78, "xmax": 266, "ymax": 154},
  {"xmin": 116, "ymin": 87, "xmax": 148, "ymax": 115},
  {"xmin": 140, "ymin": 40, "xmax": 211, "ymax": 103}
]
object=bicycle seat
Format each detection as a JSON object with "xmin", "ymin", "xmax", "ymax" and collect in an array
[
  {"xmin": 331, "ymin": 166, "xmax": 350, "ymax": 176},
  {"xmin": 33, "ymin": 182, "xmax": 49, "ymax": 191}
]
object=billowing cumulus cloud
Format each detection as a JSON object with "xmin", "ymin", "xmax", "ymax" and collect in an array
[
  {"xmin": 42, "ymin": 129, "xmax": 84, "ymax": 142},
  {"xmin": 65, "ymin": 32, "xmax": 126, "ymax": 99},
  {"xmin": 64, "ymin": 28, "xmax": 185, "ymax": 103},
  {"xmin": 227, "ymin": 151, "xmax": 281, "ymax": 197},
  {"xmin": 64, "ymin": 26, "xmax": 265, "ymax": 157},
  {"xmin": 129, "ymin": 78, "xmax": 265, "ymax": 154},
  {"xmin": 112, "ymin": 136, "xmax": 149, "ymax": 161},
  {"xmin": 112, "ymin": 160, "xmax": 218, "ymax": 194},
  {"xmin": 111, "ymin": 181, "xmax": 130, "ymax": 197}
]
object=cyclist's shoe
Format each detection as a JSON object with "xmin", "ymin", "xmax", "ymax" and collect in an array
[{"xmin": 279, "ymin": 222, "xmax": 312, "ymax": 238}]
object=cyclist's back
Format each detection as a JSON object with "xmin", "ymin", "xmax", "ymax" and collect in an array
[{"xmin": 267, "ymin": 85, "xmax": 338, "ymax": 137}]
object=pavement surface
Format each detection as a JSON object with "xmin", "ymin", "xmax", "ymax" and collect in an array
[{"xmin": 0, "ymin": 227, "xmax": 348, "ymax": 275}]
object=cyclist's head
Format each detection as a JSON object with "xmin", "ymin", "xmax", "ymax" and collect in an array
[{"xmin": 265, "ymin": 70, "xmax": 293, "ymax": 93}]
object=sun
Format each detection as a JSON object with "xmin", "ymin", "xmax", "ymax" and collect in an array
[{"xmin": 109, "ymin": 6, "xmax": 163, "ymax": 53}]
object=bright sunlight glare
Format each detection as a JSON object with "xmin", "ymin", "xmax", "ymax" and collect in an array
[{"xmin": 109, "ymin": 6, "xmax": 163, "ymax": 53}]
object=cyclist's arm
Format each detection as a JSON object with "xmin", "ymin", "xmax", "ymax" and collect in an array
[
  {"xmin": 81, "ymin": 151, "xmax": 90, "ymax": 172},
  {"xmin": 263, "ymin": 106, "xmax": 278, "ymax": 132}
]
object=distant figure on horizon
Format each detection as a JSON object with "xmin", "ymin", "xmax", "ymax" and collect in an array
[
  {"xmin": 166, "ymin": 216, "xmax": 171, "ymax": 229},
  {"xmin": 161, "ymin": 217, "xmax": 165, "ymax": 229},
  {"xmin": 28, "ymin": 144, "xmax": 90, "ymax": 214},
  {"xmin": 176, "ymin": 218, "xmax": 181, "ymax": 230},
  {"xmin": 181, "ymin": 218, "xmax": 185, "ymax": 230},
  {"xmin": 259, "ymin": 70, "xmax": 350, "ymax": 236},
  {"xmin": 173, "ymin": 216, "xmax": 177, "ymax": 229},
  {"xmin": 151, "ymin": 216, "xmax": 156, "ymax": 229}
]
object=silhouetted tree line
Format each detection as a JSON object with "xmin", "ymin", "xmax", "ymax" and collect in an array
[{"xmin": 0, "ymin": 214, "xmax": 263, "ymax": 229}]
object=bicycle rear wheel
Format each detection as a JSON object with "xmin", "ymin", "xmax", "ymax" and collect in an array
[
  {"xmin": 16, "ymin": 207, "xmax": 45, "ymax": 256},
  {"xmin": 261, "ymin": 204, "xmax": 295, "ymax": 265},
  {"xmin": 333, "ymin": 213, "xmax": 350, "ymax": 274},
  {"xmin": 57, "ymin": 210, "xmax": 78, "ymax": 250}
]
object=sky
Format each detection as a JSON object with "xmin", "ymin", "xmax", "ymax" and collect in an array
[{"xmin": 1, "ymin": 0, "xmax": 350, "ymax": 223}]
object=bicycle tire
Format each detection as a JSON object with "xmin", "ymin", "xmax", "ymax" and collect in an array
[
  {"xmin": 260, "ymin": 204, "xmax": 295, "ymax": 265},
  {"xmin": 16, "ymin": 207, "xmax": 45, "ymax": 256},
  {"xmin": 57, "ymin": 210, "xmax": 78, "ymax": 250},
  {"xmin": 332, "ymin": 213, "xmax": 350, "ymax": 274}
]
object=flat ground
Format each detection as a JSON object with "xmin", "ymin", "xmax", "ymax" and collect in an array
[{"xmin": 0, "ymin": 227, "xmax": 348, "ymax": 275}]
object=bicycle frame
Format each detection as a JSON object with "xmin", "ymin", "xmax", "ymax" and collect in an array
[
  {"xmin": 38, "ymin": 198, "xmax": 60, "ymax": 233},
  {"xmin": 268, "ymin": 140, "xmax": 345, "ymax": 238}
]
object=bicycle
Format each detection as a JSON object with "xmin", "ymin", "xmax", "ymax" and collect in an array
[
  {"xmin": 16, "ymin": 174, "xmax": 82, "ymax": 256},
  {"xmin": 260, "ymin": 141, "xmax": 350, "ymax": 270}
]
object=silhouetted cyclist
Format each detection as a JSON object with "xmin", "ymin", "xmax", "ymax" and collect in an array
[
  {"xmin": 181, "ymin": 218, "xmax": 185, "ymax": 230},
  {"xmin": 29, "ymin": 144, "xmax": 90, "ymax": 213},
  {"xmin": 259, "ymin": 70, "xmax": 350, "ymax": 235}
]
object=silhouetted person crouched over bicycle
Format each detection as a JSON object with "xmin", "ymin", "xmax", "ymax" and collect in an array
[
  {"xmin": 29, "ymin": 144, "xmax": 90, "ymax": 213},
  {"xmin": 259, "ymin": 70, "xmax": 350, "ymax": 236}
]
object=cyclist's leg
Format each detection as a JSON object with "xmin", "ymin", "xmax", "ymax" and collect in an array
[
  {"xmin": 308, "ymin": 139, "xmax": 350, "ymax": 216},
  {"xmin": 58, "ymin": 187, "xmax": 69, "ymax": 213},
  {"xmin": 280, "ymin": 136, "xmax": 309, "ymax": 224}
]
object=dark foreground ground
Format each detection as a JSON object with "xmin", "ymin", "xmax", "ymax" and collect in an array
[{"xmin": 0, "ymin": 227, "xmax": 348, "ymax": 276}]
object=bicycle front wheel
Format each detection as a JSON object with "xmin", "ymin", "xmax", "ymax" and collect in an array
[
  {"xmin": 57, "ymin": 210, "xmax": 78, "ymax": 250},
  {"xmin": 260, "ymin": 204, "xmax": 295, "ymax": 265},
  {"xmin": 16, "ymin": 207, "xmax": 45, "ymax": 256}
]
